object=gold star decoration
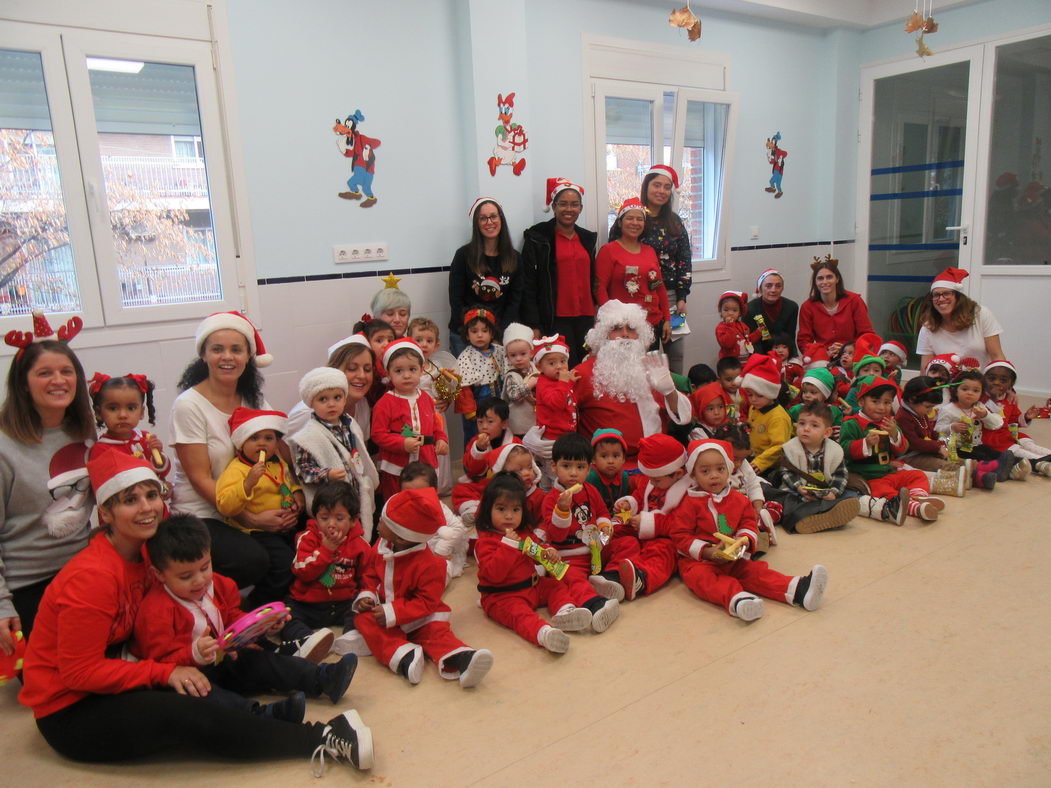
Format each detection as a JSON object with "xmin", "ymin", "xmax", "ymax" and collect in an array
[{"xmin": 380, "ymin": 272, "xmax": 402, "ymax": 289}]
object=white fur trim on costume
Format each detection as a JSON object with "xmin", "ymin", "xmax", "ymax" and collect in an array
[
  {"xmin": 740, "ymin": 371, "xmax": 780, "ymax": 401},
  {"xmin": 614, "ymin": 495, "xmax": 638, "ymax": 516},
  {"xmin": 688, "ymin": 538, "xmax": 706, "ymax": 561},
  {"xmin": 327, "ymin": 333, "xmax": 370, "ymax": 360},
  {"xmin": 231, "ymin": 413, "xmax": 288, "ymax": 450},
  {"xmin": 95, "ymin": 466, "xmax": 159, "ymax": 505},
  {"xmin": 685, "ymin": 442, "xmax": 733, "ymax": 475},
  {"xmin": 468, "ymin": 196, "xmax": 500, "ymax": 221},
  {"xmin": 195, "ymin": 311, "xmax": 272, "ymax": 367},
  {"xmin": 637, "ymin": 511, "xmax": 656, "ymax": 540}
]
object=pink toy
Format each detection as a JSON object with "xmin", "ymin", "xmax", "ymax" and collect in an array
[
  {"xmin": 0, "ymin": 631, "xmax": 26, "ymax": 685},
  {"xmin": 219, "ymin": 602, "xmax": 288, "ymax": 652}
]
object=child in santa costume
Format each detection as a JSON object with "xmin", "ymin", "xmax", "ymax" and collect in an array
[
  {"xmin": 840, "ymin": 376, "xmax": 943, "ymax": 523},
  {"xmin": 461, "ymin": 397, "xmax": 515, "ymax": 480},
  {"xmin": 134, "ymin": 513, "xmax": 358, "ymax": 717},
  {"xmin": 934, "ymin": 368, "xmax": 1020, "ymax": 481},
  {"xmin": 407, "ymin": 317, "xmax": 458, "ymax": 495},
  {"xmin": 475, "ymin": 473, "xmax": 594, "ymax": 652},
  {"xmin": 399, "ymin": 462, "xmax": 469, "ymax": 582},
  {"xmin": 585, "ymin": 428, "xmax": 641, "ymax": 514},
  {"xmin": 668, "ymin": 438, "xmax": 828, "ymax": 622},
  {"xmin": 715, "ymin": 290, "xmax": 761, "ymax": 362},
  {"xmin": 539, "ymin": 433, "xmax": 621, "ymax": 631},
  {"xmin": 982, "ymin": 360, "xmax": 1051, "ymax": 477},
  {"xmin": 286, "ymin": 367, "xmax": 378, "ymax": 540},
  {"xmin": 597, "ymin": 433, "xmax": 691, "ymax": 601},
  {"xmin": 352, "ymin": 488, "xmax": 493, "ymax": 687},
  {"xmin": 739, "ymin": 353, "xmax": 792, "ymax": 479},
  {"xmin": 879, "ymin": 341, "xmax": 908, "ymax": 387},
  {"xmin": 88, "ymin": 372, "xmax": 170, "ymax": 479},
  {"xmin": 453, "ymin": 442, "xmax": 543, "ymax": 526},
  {"xmin": 532, "ymin": 335, "xmax": 578, "ymax": 441},
  {"xmin": 371, "ymin": 338, "xmax": 449, "ymax": 499}
]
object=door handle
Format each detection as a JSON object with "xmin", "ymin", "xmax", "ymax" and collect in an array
[{"xmin": 946, "ymin": 225, "xmax": 968, "ymax": 245}]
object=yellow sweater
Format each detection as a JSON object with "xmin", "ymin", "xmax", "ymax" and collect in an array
[
  {"xmin": 748, "ymin": 404, "xmax": 793, "ymax": 473},
  {"xmin": 215, "ymin": 455, "xmax": 301, "ymax": 532}
]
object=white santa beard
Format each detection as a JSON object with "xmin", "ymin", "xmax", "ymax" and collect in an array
[{"xmin": 592, "ymin": 339, "xmax": 652, "ymax": 403}]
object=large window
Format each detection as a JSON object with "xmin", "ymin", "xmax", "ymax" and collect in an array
[{"xmin": 0, "ymin": 20, "xmax": 243, "ymax": 331}]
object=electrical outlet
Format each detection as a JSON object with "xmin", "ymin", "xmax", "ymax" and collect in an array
[
  {"xmin": 333, "ymin": 243, "xmax": 390, "ymax": 263},
  {"xmin": 749, "ymin": 225, "xmax": 760, "ymax": 240}
]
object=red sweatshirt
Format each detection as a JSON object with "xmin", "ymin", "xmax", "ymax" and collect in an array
[
  {"xmin": 715, "ymin": 320, "xmax": 761, "ymax": 360},
  {"xmin": 133, "ymin": 573, "xmax": 242, "ymax": 666},
  {"xmin": 19, "ymin": 534, "xmax": 174, "ymax": 718},
  {"xmin": 534, "ymin": 375, "xmax": 578, "ymax": 439},
  {"xmin": 982, "ymin": 396, "xmax": 1024, "ymax": 452},
  {"xmin": 539, "ymin": 481, "xmax": 611, "ymax": 559},
  {"xmin": 461, "ymin": 429, "xmax": 517, "ymax": 479},
  {"xmin": 895, "ymin": 404, "xmax": 943, "ymax": 455},
  {"xmin": 475, "ymin": 529, "xmax": 555, "ymax": 591},
  {"xmin": 667, "ymin": 486, "xmax": 760, "ymax": 560},
  {"xmin": 290, "ymin": 518, "xmax": 371, "ymax": 604}
]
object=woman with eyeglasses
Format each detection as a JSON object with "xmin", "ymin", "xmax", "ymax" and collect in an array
[
  {"xmin": 0, "ymin": 320, "xmax": 96, "ymax": 649},
  {"xmin": 521, "ymin": 178, "xmax": 597, "ymax": 366},
  {"xmin": 447, "ymin": 197, "xmax": 522, "ymax": 355},
  {"xmin": 916, "ymin": 266, "xmax": 1005, "ymax": 371}
]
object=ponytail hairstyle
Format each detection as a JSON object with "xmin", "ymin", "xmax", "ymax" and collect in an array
[{"xmin": 89, "ymin": 373, "xmax": 157, "ymax": 427}]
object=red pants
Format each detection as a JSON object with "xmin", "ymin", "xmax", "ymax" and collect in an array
[
  {"xmin": 604, "ymin": 535, "xmax": 677, "ymax": 594},
  {"xmin": 677, "ymin": 556, "xmax": 792, "ymax": 613},
  {"xmin": 558, "ymin": 555, "xmax": 602, "ymax": 606},
  {"xmin": 379, "ymin": 471, "xmax": 402, "ymax": 500},
  {"xmin": 481, "ymin": 577, "xmax": 575, "ymax": 646},
  {"xmin": 355, "ymin": 613, "xmax": 469, "ymax": 679},
  {"xmin": 867, "ymin": 469, "xmax": 928, "ymax": 499}
]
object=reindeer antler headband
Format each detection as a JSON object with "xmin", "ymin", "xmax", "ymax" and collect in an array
[
  {"xmin": 810, "ymin": 253, "xmax": 839, "ymax": 272},
  {"xmin": 4, "ymin": 310, "xmax": 83, "ymax": 360}
]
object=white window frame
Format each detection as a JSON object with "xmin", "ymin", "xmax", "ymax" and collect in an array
[
  {"xmin": 0, "ymin": 0, "xmax": 259, "ymax": 351},
  {"xmin": 582, "ymin": 35, "xmax": 737, "ymax": 278},
  {"xmin": 171, "ymin": 135, "xmax": 205, "ymax": 166}
]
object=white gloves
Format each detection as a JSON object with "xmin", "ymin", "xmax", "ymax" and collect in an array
[
  {"xmin": 522, "ymin": 424, "xmax": 554, "ymax": 461},
  {"xmin": 643, "ymin": 350, "xmax": 676, "ymax": 396}
]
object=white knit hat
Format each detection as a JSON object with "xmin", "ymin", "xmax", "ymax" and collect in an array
[
  {"xmin": 195, "ymin": 311, "xmax": 273, "ymax": 367},
  {"xmin": 502, "ymin": 322, "xmax": 534, "ymax": 350},
  {"xmin": 299, "ymin": 367, "xmax": 348, "ymax": 407}
]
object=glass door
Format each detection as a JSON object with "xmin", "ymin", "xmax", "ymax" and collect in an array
[{"xmin": 859, "ymin": 51, "xmax": 982, "ymax": 367}]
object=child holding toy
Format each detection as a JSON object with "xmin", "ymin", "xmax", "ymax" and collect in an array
[
  {"xmin": 586, "ymin": 428, "xmax": 639, "ymax": 514},
  {"xmin": 462, "ymin": 397, "xmax": 515, "ymax": 480},
  {"xmin": 287, "ymin": 367, "xmax": 378, "ymax": 539},
  {"xmin": 715, "ymin": 290, "xmax": 761, "ymax": 362},
  {"xmin": 88, "ymin": 372, "xmax": 170, "ymax": 477},
  {"xmin": 399, "ymin": 462, "xmax": 469, "ymax": 581},
  {"xmin": 740, "ymin": 354, "xmax": 792, "ymax": 479},
  {"xmin": 134, "ymin": 514, "xmax": 359, "ymax": 717},
  {"xmin": 475, "ymin": 473, "xmax": 593, "ymax": 653},
  {"xmin": 408, "ymin": 317, "xmax": 460, "ymax": 494},
  {"xmin": 214, "ymin": 407, "xmax": 304, "ymax": 605},
  {"xmin": 895, "ymin": 376, "xmax": 972, "ymax": 494},
  {"xmin": 668, "ymin": 438, "xmax": 828, "ymax": 622},
  {"xmin": 934, "ymin": 369, "xmax": 1020, "ymax": 481},
  {"xmin": 371, "ymin": 338, "xmax": 449, "ymax": 499},
  {"xmin": 352, "ymin": 488, "xmax": 493, "ymax": 687},
  {"xmin": 532, "ymin": 334, "xmax": 578, "ymax": 441}
]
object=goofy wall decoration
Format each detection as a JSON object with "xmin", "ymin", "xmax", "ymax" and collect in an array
[
  {"xmin": 764, "ymin": 131, "xmax": 787, "ymax": 199},
  {"xmin": 488, "ymin": 92, "xmax": 528, "ymax": 176},
  {"xmin": 334, "ymin": 109, "xmax": 382, "ymax": 207}
]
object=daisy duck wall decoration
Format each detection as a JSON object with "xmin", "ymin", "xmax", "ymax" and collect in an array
[{"xmin": 488, "ymin": 92, "xmax": 528, "ymax": 176}]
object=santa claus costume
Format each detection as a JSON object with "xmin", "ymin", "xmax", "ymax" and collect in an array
[
  {"xmin": 597, "ymin": 434, "xmax": 691, "ymax": 601},
  {"xmin": 371, "ymin": 339, "xmax": 448, "ymax": 499},
  {"xmin": 353, "ymin": 489, "xmax": 493, "ymax": 687},
  {"xmin": 668, "ymin": 439, "xmax": 828, "ymax": 621},
  {"xmin": 981, "ymin": 360, "xmax": 1051, "ymax": 473}
]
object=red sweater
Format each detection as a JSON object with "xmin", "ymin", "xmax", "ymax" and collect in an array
[
  {"xmin": 133, "ymin": 573, "xmax": 242, "ymax": 666},
  {"xmin": 539, "ymin": 481, "xmax": 611, "ymax": 558},
  {"xmin": 354, "ymin": 542, "xmax": 450, "ymax": 630},
  {"xmin": 667, "ymin": 487, "xmax": 760, "ymax": 561},
  {"xmin": 595, "ymin": 242, "xmax": 670, "ymax": 326},
  {"xmin": 715, "ymin": 320, "xmax": 761, "ymax": 360},
  {"xmin": 534, "ymin": 375, "xmax": 578, "ymax": 439},
  {"xmin": 475, "ymin": 529, "xmax": 554, "ymax": 592},
  {"xmin": 19, "ymin": 534, "xmax": 174, "ymax": 718},
  {"xmin": 895, "ymin": 405, "xmax": 943, "ymax": 455},
  {"xmin": 797, "ymin": 291, "xmax": 874, "ymax": 349},
  {"xmin": 982, "ymin": 396, "xmax": 1024, "ymax": 451},
  {"xmin": 290, "ymin": 518, "xmax": 371, "ymax": 604},
  {"xmin": 462, "ymin": 429, "xmax": 516, "ymax": 479}
]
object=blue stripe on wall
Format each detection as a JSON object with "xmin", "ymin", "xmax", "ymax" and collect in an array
[
  {"xmin": 870, "ymin": 189, "xmax": 963, "ymax": 201},
  {"xmin": 871, "ymin": 160, "xmax": 964, "ymax": 176}
]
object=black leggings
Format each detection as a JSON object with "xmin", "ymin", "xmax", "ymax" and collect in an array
[
  {"xmin": 36, "ymin": 690, "xmax": 326, "ymax": 763},
  {"xmin": 552, "ymin": 315, "xmax": 594, "ymax": 368},
  {"xmin": 958, "ymin": 445, "xmax": 1001, "ymax": 462},
  {"xmin": 204, "ymin": 520, "xmax": 295, "ymax": 605},
  {"xmin": 11, "ymin": 575, "xmax": 55, "ymax": 640}
]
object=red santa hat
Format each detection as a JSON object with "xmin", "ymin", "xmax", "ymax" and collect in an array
[
  {"xmin": 591, "ymin": 428, "xmax": 627, "ymax": 451},
  {"xmin": 87, "ymin": 450, "xmax": 159, "ymax": 505},
  {"xmin": 930, "ymin": 267, "xmax": 969, "ymax": 293},
  {"xmin": 692, "ymin": 382, "xmax": 731, "ymax": 421},
  {"xmin": 800, "ymin": 342, "xmax": 830, "ymax": 369},
  {"xmin": 326, "ymin": 333, "xmax": 371, "ymax": 360},
  {"xmin": 637, "ymin": 434, "xmax": 687, "ymax": 477},
  {"xmin": 685, "ymin": 438, "xmax": 734, "ymax": 475},
  {"xmin": 879, "ymin": 341, "xmax": 908, "ymax": 364},
  {"xmin": 717, "ymin": 290, "xmax": 747, "ymax": 311},
  {"xmin": 382, "ymin": 337, "xmax": 425, "ymax": 370},
  {"xmin": 755, "ymin": 268, "xmax": 782, "ymax": 294},
  {"xmin": 479, "ymin": 276, "xmax": 502, "ymax": 295},
  {"xmin": 468, "ymin": 196, "xmax": 500, "ymax": 222},
  {"xmin": 925, "ymin": 353, "xmax": 961, "ymax": 377},
  {"xmin": 532, "ymin": 334, "xmax": 569, "ymax": 364},
  {"xmin": 228, "ymin": 407, "xmax": 288, "ymax": 450},
  {"xmin": 739, "ymin": 353, "xmax": 781, "ymax": 400},
  {"xmin": 645, "ymin": 164, "xmax": 680, "ymax": 190},
  {"xmin": 617, "ymin": 197, "xmax": 647, "ymax": 219},
  {"xmin": 195, "ymin": 311, "xmax": 272, "ymax": 368},
  {"xmin": 983, "ymin": 359, "xmax": 1017, "ymax": 381},
  {"xmin": 487, "ymin": 442, "xmax": 540, "ymax": 480},
  {"xmin": 380, "ymin": 487, "xmax": 444, "ymax": 543},
  {"xmin": 543, "ymin": 177, "xmax": 584, "ymax": 212}
]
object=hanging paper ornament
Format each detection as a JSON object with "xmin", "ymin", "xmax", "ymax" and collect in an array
[{"xmin": 669, "ymin": 4, "xmax": 702, "ymax": 41}]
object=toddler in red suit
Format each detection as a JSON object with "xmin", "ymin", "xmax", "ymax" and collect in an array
[
  {"xmin": 596, "ymin": 434, "xmax": 691, "ymax": 601},
  {"xmin": 475, "ymin": 473, "xmax": 593, "ymax": 652},
  {"xmin": 715, "ymin": 290, "xmax": 761, "ymax": 362},
  {"xmin": 133, "ymin": 514, "xmax": 358, "ymax": 720},
  {"xmin": 452, "ymin": 442, "xmax": 543, "ymax": 526},
  {"xmin": 532, "ymin": 335, "xmax": 578, "ymax": 441},
  {"xmin": 352, "ymin": 488, "xmax": 493, "ymax": 687},
  {"xmin": 538, "ymin": 433, "xmax": 621, "ymax": 632},
  {"xmin": 668, "ymin": 438, "xmax": 828, "ymax": 621},
  {"xmin": 371, "ymin": 338, "xmax": 449, "ymax": 499}
]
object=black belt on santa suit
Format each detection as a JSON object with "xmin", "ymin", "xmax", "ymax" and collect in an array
[{"xmin": 477, "ymin": 575, "xmax": 538, "ymax": 594}]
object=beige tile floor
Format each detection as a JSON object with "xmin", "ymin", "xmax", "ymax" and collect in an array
[{"xmin": 4, "ymin": 418, "xmax": 1051, "ymax": 786}]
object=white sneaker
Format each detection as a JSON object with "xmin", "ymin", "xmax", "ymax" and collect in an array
[
  {"xmin": 458, "ymin": 649, "xmax": 494, "ymax": 688},
  {"xmin": 311, "ymin": 709, "xmax": 374, "ymax": 775},
  {"xmin": 1009, "ymin": 459, "xmax": 1030, "ymax": 480},
  {"xmin": 332, "ymin": 629, "xmax": 371, "ymax": 656},
  {"xmin": 538, "ymin": 625, "xmax": 570, "ymax": 653},
  {"xmin": 287, "ymin": 629, "xmax": 334, "ymax": 663},
  {"xmin": 550, "ymin": 606, "xmax": 592, "ymax": 631},
  {"xmin": 731, "ymin": 593, "xmax": 764, "ymax": 621},
  {"xmin": 590, "ymin": 599, "xmax": 620, "ymax": 633},
  {"xmin": 588, "ymin": 573, "xmax": 625, "ymax": 601}
]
